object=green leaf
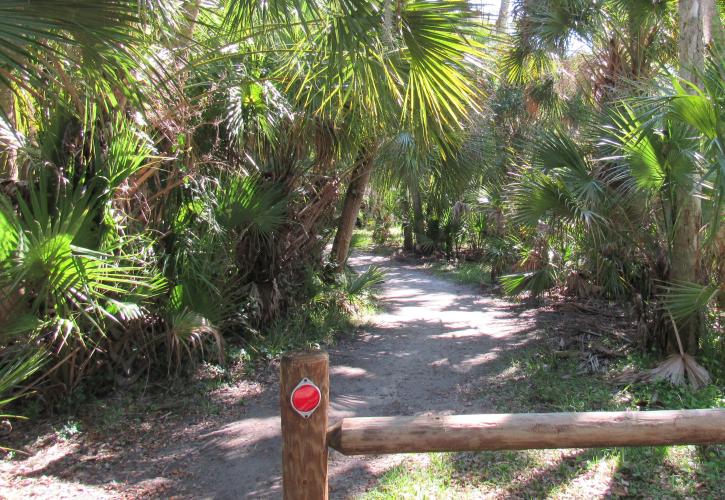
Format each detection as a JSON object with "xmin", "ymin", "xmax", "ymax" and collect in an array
[
  {"xmin": 660, "ymin": 281, "xmax": 718, "ymax": 321},
  {"xmin": 500, "ymin": 268, "xmax": 555, "ymax": 297},
  {"xmin": 671, "ymin": 81, "xmax": 718, "ymax": 139},
  {"xmin": 606, "ymin": 107, "xmax": 666, "ymax": 191},
  {"xmin": 0, "ymin": 205, "xmax": 18, "ymax": 263}
]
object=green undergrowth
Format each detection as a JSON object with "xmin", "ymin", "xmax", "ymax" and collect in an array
[
  {"xmin": 427, "ymin": 260, "xmax": 491, "ymax": 287},
  {"xmin": 498, "ymin": 352, "xmax": 724, "ymax": 413},
  {"xmin": 350, "ymin": 228, "xmax": 375, "ymax": 251},
  {"xmin": 7, "ymin": 266, "xmax": 380, "ymax": 444},
  {"xmin": 363, "ymin": 348, "xmax": 724, "ymax": 499},
  {"xmin": 248, "ymin": 287, "xmax": 377, "ymax": 361},
  {"xmin": 351, "ymin": 227, "xmax": 400, "ymax": 256},
  {"xmin": 262, "ymin": 267, "xmax": 380, "ymax": 350}
]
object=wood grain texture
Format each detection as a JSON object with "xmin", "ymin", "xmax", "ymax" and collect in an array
[
  {"xmin": 280, "ymin": 351, "xmax": 329, "ymax": 500},
  {"xmin": 329, "ymin": 409, "xmax": 725, "ymax": 455}
]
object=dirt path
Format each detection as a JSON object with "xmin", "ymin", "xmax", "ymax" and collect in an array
[
  {"xmin": 186, "ymin": 253, "xmax": 539, "ymax": 498},
  {"xmin": 2, "ymin": 253, "xmax": 542, "ymax": 499}
]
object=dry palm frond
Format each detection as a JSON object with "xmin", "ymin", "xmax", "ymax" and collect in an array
[
  {"xmin": 167, "ymin": 310, "xmax": 225, "ymax": 372},
  {"xmin": 646, "ymin": 353, "xmax": 686, "ymax": 385},
  {"xmin": 614, "ymin": 312, "xmax": 711, "ymax": 389},
  {"xmin": 579, "ymin": 352, "xmax": 602, "ymax": 374},
  {"xmin": 644, "ymin": 312, "xmax": 711, "ymax": 389},
  {"xmin": 646, "ymin": 353, "xmax": 711, "ymax": 389}
]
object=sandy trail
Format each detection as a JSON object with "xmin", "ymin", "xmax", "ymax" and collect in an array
[{"xmin": 189, "ymin": 253, "xmax": 539, "ymax": 499}]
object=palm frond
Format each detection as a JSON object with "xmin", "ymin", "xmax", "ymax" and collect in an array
[
  {"xmin": 216, "ymin": 174, "xmax": 288, "ymax": 239},
  {"xmin": 532, "ymin": 128, "xmax": 588, "ymax": 174},
  {"xmin": 0, "ymin": 172, "xmax": 165, "ymax": 342},
  {"xmin": 500, "ymin": 267, "xmax": 555, "ymax": 297},
  {"xmin": 399, "ymin": 0, "xmax": 484, "ymax": 143},
  {"xmin": 223, "ymin": 0, "xmax": 321, "ymax": 31},
  {"xmin": 0, "ymin": 349, "xmax": 47, "ymax": 409},
  {"xmin": 669, "ymin": 80, "xmax": 718, "ymax": 139},
  {"xmin": 0, "ymin": 0, "xmax": 159, "ymax": 111},
  {"xmin": 104, "ymin": 116, "xmax": 156, "ymax": 190},
  {"xmin": 660, "ymin": 280, "xmax": 718, "ymax": 321},
  {"xmin": 600, "ymin": 105, "xmax": 666, "ymax": 192},
  {"xmin": 343, "ymin": 265, "xmax": 385, "ymax": 297},
  {"xmin": 500, "ymin": 45, "xmax": 553, "ymax": 85},
  {"xmin": 166, "ymin": 308, "xmax": 224, "ymax": 369}
]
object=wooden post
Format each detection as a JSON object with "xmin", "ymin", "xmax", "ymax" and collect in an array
[
  {"xmin": 327, "ymin": 409, "xmax": 725, "ymax": 455},
  {"xmin": 280, "ymin": 351, "xmax": 329, "ymax": 500}
]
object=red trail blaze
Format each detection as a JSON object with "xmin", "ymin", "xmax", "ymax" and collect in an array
[{"xmin": 290, "ymin": 378, "xmax": 321, "ymax": 417}]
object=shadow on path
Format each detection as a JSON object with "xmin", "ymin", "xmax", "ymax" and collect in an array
[
  {"xmin": 179, "ymin": 253, "xmax": 547, "ymax": 499},
  {"xmin": 4, "ymin": 253, "xmax": 559, "ymax": 499}
]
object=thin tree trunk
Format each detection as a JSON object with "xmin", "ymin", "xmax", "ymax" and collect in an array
[
  {"xmin": 670, "ymin": 189, "xmax": 702, "ymax": 353},
  {"xmin": 717, "ymin": 223, "xmax": 725, "ymax": 362},
  {"xmin": 671, "ymin": 0, "xmax": 710, "ymax": 353},
  {"xmin": 383, "ymin": 0, "xmax": 394, "ymax": 48},
  {"xmin": 679, "ymin": 0, "xmax": 705, "ymax": 85},
  {"xmin": 401, "ymin": 194, "xmax": 414, "ymax": 252},
  {"xmin": 495, "ymin": 0, "xmax": 511, "ymax": 34},
  {"xmin": 703, "ymin": 0, "xmax": 725, "ymax": 49},
  {"xmin": 411, "ymin": 184, "xmax": 425, "ymax": 252},
  {"xmin": 180, "ymin": 0, "xmax": 202, "ymax": 50},
  {"xmin": 0, "ymin": 86, "xmax": 17, "ymax": 180},
  {"xmin": 331, "ymin": 150, "xmax": 375, "ymax": 266}
]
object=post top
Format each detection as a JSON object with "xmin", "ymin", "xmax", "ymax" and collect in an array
[{"xmin": 281, "ymin": 350, "xmax": 328, "ymax": 364}]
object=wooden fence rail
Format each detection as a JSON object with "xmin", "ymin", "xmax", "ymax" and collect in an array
[
  {"xmin": 280, "ymin": 351, "xmax": 725, "ymax": 500},
  {"xmin": 327, "ymin": 410, "xmax": 725, "ymax": 455}
]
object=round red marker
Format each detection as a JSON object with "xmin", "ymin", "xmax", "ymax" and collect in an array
[{"xmin": 290, "ymin": 378, "xmax": 321, "ymax": 418}]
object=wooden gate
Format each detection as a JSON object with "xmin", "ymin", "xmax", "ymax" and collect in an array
[{"xmin": 279, "ymin": 351, "xmax": 725, "ymax": 499}]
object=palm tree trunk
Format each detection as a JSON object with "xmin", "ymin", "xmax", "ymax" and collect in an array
[
  {"xmin": 331, "ymin": 150, "xmax": 375, "ymax": 266},
  {"xmin": 495, "ymin": 0, "xmax": 511, "ymax": 33},
  {"xmin": 671, "ymin": 0, "xmax": 711, "ymax": 353},
  {"xmin": 678, "ymin": 0, "xmax": 705, "ymax": 85},
  {"xmin": 703, "ymin": 0, "xmax": 725, "ymax": 48},
  {"xmin": 670, "ymin": 189, "xmax": 702, "ymax": 352},
  {"xmin": 180, "ymin": 0, "xmax": 202, "ymax": 49},
  {"xmin": 716, "ymin": 223, "xmax": 725, "ymax": 361}
]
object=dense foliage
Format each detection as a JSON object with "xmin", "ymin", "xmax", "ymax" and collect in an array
[
  {"xmin": 0, "ymin": 0, "xmax": 722, "ymax": 414},
  {"xmin": 0, "ymin": 1, "xmax": 483, "ymax": 408},
  {"xmin": 364, "ymin": 0, "xmax": 724, "ymax": 382}
]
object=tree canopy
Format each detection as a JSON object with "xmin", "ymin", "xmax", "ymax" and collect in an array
[{"xmin": 0, "ymin": 0, "xmax": 722, "ymax": 411}]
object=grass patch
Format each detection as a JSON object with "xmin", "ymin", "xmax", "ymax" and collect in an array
[
  {"xmin": 383, "ymin": 225, "xmax": 403, "ymax": 248},
  {"xmin": 351, "ymin": 227, "xmax": 401, "ymax": 256},
  {"xmin": 363, "ymin": 347, "xmax": 724, "ymax": 499},
  {"xmin": 362, "ymin": 454, "xmax": 456, "ymax": 499},
  {"xmin": 428, "ymin": 261, "xmax": 491, "ymax": 287},
  {"xmin": 498, "ymin": 350, "xmax": 724, "ymax": 413},
  {"xmin": 252, "ymin": 297, "xmax": 371, "ymax": 360},
  {"xmin": 351, "ymin": 228, "xmax": 374, "ymax": 251}
]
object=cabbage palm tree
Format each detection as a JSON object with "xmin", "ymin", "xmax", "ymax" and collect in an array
[
  {"xmin": 501, "ymin": 0, "xmax": 677, "ymax": 100},
  {"xmin": 669, "ymin": 0, "xmax": 723, "ymax": 352},
  {"xmin": 223, "ymin": 0, "xmax": 486, "ymax": 266},
  {"xmin": 498, "ymin": 0, "xmax": 722, "ymax": 356},
  {"xmin": 0, "ymin": 0, "xmax": 489, "ymax": 402},
  {"xmin": 0, "ymin": 0, "xmax": 177, "ymax": 180},
  {"xmin": 508, "ymin": 60, "xmax": 725, "ymax": 357}
]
